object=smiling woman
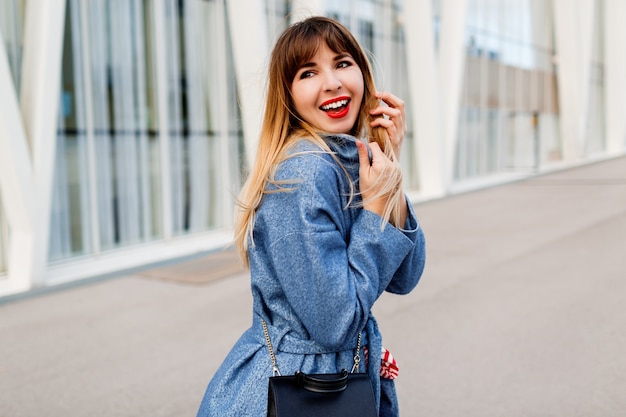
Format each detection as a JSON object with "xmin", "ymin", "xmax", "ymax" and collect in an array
[{"xmin": 196, "ymin": 16, "xmax": 426, "ymax": 417}]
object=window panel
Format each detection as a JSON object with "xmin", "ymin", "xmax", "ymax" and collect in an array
[
  {"xmin": 48, "ymin": 0, "xmax": 243, "ymax": 264},
  {"xmin": 266, "ymin": 0, "xmax": 290, "ymax": 43},
  {"xmin": 95, "ymin": 0, "xmax": 161, "ymax": 248},
  {"xmin": 221, "ymin": 7, "xmax": 245, "ymax": 195},
  {"xmin": 162, "ymin": 0, "xmax": 222, "ymax": 235},
  {"xmin": 50, "ymin": 0, "xmax": 163, "ymax": 261},
  {"xmin": 457, "ymin": 0, "xmax": 559, "ymax": 180},
  {"xmin": 50, "ymin": 0, "xmax": 92, "ymax": 261},
  {"xmin": 0, "ymin": 0, "xmax": 24, "ymax": 273},
  {"xmin": 0, "ymin": 0, "xmax": 23, "ymax": 92}
]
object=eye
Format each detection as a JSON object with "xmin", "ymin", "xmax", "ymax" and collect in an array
[
  {"xmin": 299, "ymin": 70, "xmax": 315, "ymax": 79},
  {"xmin": 337, "ymin": 60, "xmax": 352, "ymax": 69}
]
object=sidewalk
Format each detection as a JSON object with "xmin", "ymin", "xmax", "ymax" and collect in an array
[{"xmin": 1, "ymin": 156, "xmax": 625, "ymax": 417}]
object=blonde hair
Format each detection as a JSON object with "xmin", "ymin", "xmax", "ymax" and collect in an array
[{"xmin": 234, "ymin": 16, "xmax": 403, "ymax": 267}]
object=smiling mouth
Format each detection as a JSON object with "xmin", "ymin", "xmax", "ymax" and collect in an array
[
  {"xmin": 320, "ymin": 98, "xmax": 351, "ymax": 118},
  {"xmin": 320, "ymin": 98, "xmax": 349, "ymax": 111}
]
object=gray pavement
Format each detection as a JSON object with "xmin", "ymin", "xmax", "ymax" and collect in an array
[{"xmin": 1, "ymin": 156, "xmax": 625, "ymax": 417}]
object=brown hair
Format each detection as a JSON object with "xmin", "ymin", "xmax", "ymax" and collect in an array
[{"xmin": 234, "ymin": 16, "xmax": 398, "ymax": 267}]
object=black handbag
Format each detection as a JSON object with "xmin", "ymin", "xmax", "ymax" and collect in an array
[{"xmin": 262, "ymin": 319, "xmax": 378, "ymax": 417}]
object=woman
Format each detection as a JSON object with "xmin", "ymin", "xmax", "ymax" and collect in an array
[{"xmin": 197, "ymin": 16, "xmax": 426, "ymax": 416}]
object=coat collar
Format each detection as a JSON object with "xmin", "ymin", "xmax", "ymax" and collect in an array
[{"xmin": 319, "ymin": 133, "xmax": 362, "ymax": 164}]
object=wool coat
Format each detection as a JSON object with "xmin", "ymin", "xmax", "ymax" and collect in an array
[{"xmin": 197, "ymin": 133, "xmax": 426, "ymax": 417}]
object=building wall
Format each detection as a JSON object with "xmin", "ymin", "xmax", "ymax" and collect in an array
[{"xmin": 1, "ymin": 0, "xmax": 625, "ymax": 298}]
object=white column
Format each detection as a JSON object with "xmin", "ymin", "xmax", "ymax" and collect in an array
[
  {"xmin": 603, "ymin": 0, "xmax": 626, "ymax": 155},
  {"xmin": 553, "ymin": 0, "xmax": 595, "ymax": 161},
  {"xmin": 0, "ymin": 27, "xmax": 35, "ymax": 295},
  {"xmin": 152, "ymin": 0, "xmax": 173, "ymax": 239},
  {"xmin": 438, "ymin": 0, "xmax": 469, "ymax": 190},
  {"xmin": 18, "ymin": 0, "xmax": 66, "ymax": 288},
  {"xmin": 403, "ymin": 0, "xmax": 446, "ymax": 199},
  {"xmin": 209, "ymin": 0, "xmax": 236, "ymax": 228},
  {"xmin": 225, "ymin": 0, "xmax": 269, "ymax": 170}
]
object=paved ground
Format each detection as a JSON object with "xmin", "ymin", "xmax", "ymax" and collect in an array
[{"xmin": 1, "ymin": 156, "xmax": 625, "ymax": 417}]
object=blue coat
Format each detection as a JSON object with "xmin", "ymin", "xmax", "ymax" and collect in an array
[{"xmin": 197, "ymin": 134, "xmax": 426, "ymax": 416}]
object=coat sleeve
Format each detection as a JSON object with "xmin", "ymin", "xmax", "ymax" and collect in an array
[
  {"xmin": 258, "ymin": 154, "xmax": 424, "ymax": 350},
  {"xmin": 385, "ymin": 197, "xmax": 426, "ymax": 294}
]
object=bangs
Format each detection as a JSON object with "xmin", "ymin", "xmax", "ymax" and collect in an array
[{"xmin": 282, "ymin": 20, "xmax": 359, "ymax": 84}]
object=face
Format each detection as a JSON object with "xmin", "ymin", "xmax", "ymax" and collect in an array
[{"xmin": 290, "ymin": 43, "xmax": 364, "ymax": 134}]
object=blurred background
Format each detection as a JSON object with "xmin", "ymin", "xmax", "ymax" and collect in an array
[{"xmin": 1, "ymin": 0, "xmax": 624, "ymax": 296}]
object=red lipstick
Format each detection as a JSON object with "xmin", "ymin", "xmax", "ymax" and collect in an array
[
  {"xmin": 320, "ymin": 96, "xmax": 351, "ymax": 119},
  {"xmin": 326, "ymin": 104, "xmax": 350, "ymax": 119}
]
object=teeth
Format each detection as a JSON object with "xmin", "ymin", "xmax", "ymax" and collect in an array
[{"xmin": 321, "ymin": 99, "xmax": 348, "ymax": 111}]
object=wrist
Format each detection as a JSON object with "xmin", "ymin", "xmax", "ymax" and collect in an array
[{"xmin": 363, "ymin": 199, "xmax": 386, "ymax": 218}]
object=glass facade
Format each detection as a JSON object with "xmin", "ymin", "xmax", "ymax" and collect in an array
[
  {"xmin": 0, "ymin": 0, "xmax": 23, "ymax": 92},
  {"xmin": 1, "ymin": 0, "xmax": 620, "ymax": 291},
  {"xmin": 49, "ymin": 0, "xmax": 243, "ymax": 263},
  {"xmin": 266, "ymin": 0, "xmax": 291, "ymax": 43},
  {"xmin": 0, "ymin": 0, "xmax": 24, "ymax": 276},
  {"xmin": 457, "ymin": 0, "xmax": 560, "ymax": 180}
]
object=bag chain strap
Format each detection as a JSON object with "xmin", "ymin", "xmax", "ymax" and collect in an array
[
  {"xmin": 261, "ymin": 319, "xmax": 363, "ymax": 376},
  {"xmin": 261, "ymin": 319, "xmax": 282, "ymax": 376},
  {"xmin": 351, "ymin": 331, "xmax": 362, "ymax": 373}
]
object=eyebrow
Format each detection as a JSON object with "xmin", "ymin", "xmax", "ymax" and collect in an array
[{"xmin": 298, "ymin": 53, "xmax": 353, "ymax": 69}]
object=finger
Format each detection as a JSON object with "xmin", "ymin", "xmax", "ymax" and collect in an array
[
  {"xmin": 370, "ymin": 116, "xmax": 402, "ymax": 139},
  {"xmin": 367, "ymin": 141, "xmax": 385, "ymax": 165},
  {"xmin": 370, "ymin": 117, "xmax": 397, "ymax": 133},
  {"xmin": 375, "ymin": 91, "xmax": 405, "ymax": 109},
  {"xmin": 374, "ymin": 92, "xmax": 406, "ymax": 130},
  {"xmin": 355, "ymin": 140, "xmax": 373, "ymax": 167},
  {"xmin": 369, "ymin": 106, "xmax": 401, "ymax": 120}
]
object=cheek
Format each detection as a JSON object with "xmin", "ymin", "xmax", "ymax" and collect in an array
[
  {"xmin": 289, "ymin": 88, "xmax": 304, "ymax": 115},
  {"xmin": 291, "ymin": 84, "xmax": 313, "ymax": 111},
  {"xmin": 353, "ymin": 78, "xmax": 365, "ymax": 106},
  {"xmin": 354, "ymin": 83, "xmax": 365, "ymax": 112}
]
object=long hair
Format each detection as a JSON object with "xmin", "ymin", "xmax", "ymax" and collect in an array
[{"xmin": 234, "ymin": 16, "xmax": 403, "ymax": 267}]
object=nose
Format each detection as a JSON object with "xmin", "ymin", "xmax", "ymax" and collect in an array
[{"xmin": 323, "ymin": 70, "xmax": 342, "ymax": 91}]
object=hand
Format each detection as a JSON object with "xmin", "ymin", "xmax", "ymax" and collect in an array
[
  {"xmin": 369, "ymin": 92, "xmax": 407, "ymax": 160},
  {"xmin": 355, "ymin": 140, "xmax": 402, "ymax": 219}
]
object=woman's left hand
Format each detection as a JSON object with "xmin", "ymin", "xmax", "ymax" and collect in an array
[{"xmin": 369, "ymin": 92, "xmax": 407, "ymax": 160}]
